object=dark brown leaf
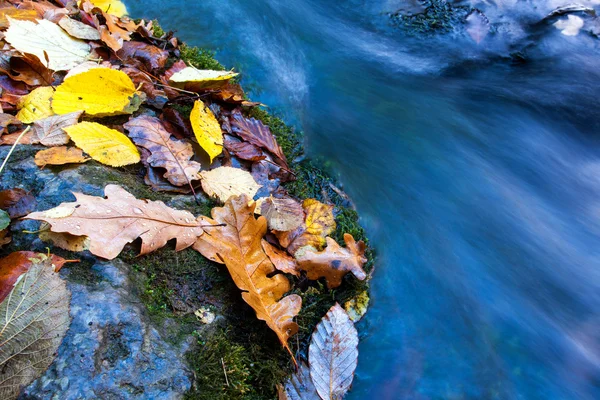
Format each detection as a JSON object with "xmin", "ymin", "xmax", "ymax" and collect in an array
[
  {"xmin": 224, "ymin": 134, "xmax": 266, "ymax": 162},
  {"xmin": 0, "ymin": 188, "xmax": 37, "ymax": 219},
  {"xmin": 117, "ymin": 41, "xmax": 169, "ymax": 72}
]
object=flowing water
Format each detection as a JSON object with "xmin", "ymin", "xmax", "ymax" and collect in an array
[{"xmin": 126, "ymin": 1, "xmax": 600, "ymax": 398}]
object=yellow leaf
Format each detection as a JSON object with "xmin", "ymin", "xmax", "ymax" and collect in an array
[
  {"xmin": 16, "ymin": 87, "xmax": 55, "ymax": 124},
  {"xmin": 64, "ymin": 122, "xmax": 140, "ymax": 167},
  {"xmin": 34, "ymin": 146, "xmax": 90, "ymax": 168},
  {"xmin": 85, "ymin": 0, "xmax": 128, "ymax": 17},
  {"xmin": 190, "ymin": 100, "xmax": 223, "ymax": 163},
  {"xmin": 4, "ymin": 17, "xmax": 91, "ymax": 71},
  {"xmin": 169, "ymin": 66, "xmax": 238, "ymax": 91},
  {"xmin": 52, "ymin": 67, "xmax": 140, "ymax": 117},
  {"xmin": 0, "ymin": 8, "xmax": 38, "ymax": 29},
  {"xmin": 199, "ymin": 166, "xmax": 261, "ymax": 203}
]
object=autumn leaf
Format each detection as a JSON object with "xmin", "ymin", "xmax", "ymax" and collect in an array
[
  {"xmin": 0, "ymin": 253, "xmax": 70, "ymax": 400},
  {"xmin": 262, "ymin": 239, "xmax": 300, "ymax": 277},
  {"xmin": 26, "ymin": 184, "xmax": 204, "ymax": 260},
  {"xmin": 58, "ymin": 16, "xmax": 101, "ymax": 40},
  {"xmin": 31, "ymin": 111, "xmax": 82, "ymax": 146},
  {"xmin": 0, "ymin": 113, "xmax": 20, "ymax": 134},
  {"xmin": 0, "ymin": 8, "xmax": 38, "ymax": 29},
  {"xmin": 39, "ymin": 222, "xmax": 90, "ymax": 252},
  {"xmin": 16, "ymin": 86, "xmax": 55, "ymax": 123},
  {"xmin": 295, "ymin": 234, "xmax": 367, "ymax": 289},
  {"xmin": 169, "ymin": 66, "xmax": 238, "ymax": 91},
  {"xmin": 276, "ymin": 199, "xmax": 336, "ymax": 255},
  {"xmin": 199, "ymin": 166, "xmax": 261, "ymax": 203},
  {"xmin": 124, "ymin": 115, "xmax": 201, "ymax": 186},
  {"xmin": 0, "ymin": 188, "xmax": 36, "ymax": 219},
  {"xmin": 4, "ymin": 54, "xmax": 55, "ymax": 87},
  {"xmin": 190, "ymin": 100, "xmax": 223, "ymax": 163},
  {"xmin": 34, "ymin": 146, "xmax": 90, "ymax": 168},
  {"xmin": 86, "ymin": 0, "xmax": 128, "ymax": 17},
  {"xmin": 4, "ymin": 17, "xmax": 91, "ymax": 71},
  {"xmin": 64, "ymin": 122, "xmax": 140, "ymax": 167},
  {"xmin": 117, "ymin": 41, "xmax": 169, "ymax": 72},
  {"xmin": 261, "ymin": 196, "xmax": 304, "ymax": 232},
  {"xmin": 278, "ymin": 362, "xmax": 320, "ymax": 400},
  {"xmin": 52, "ymin": 67, "xmax": 142, "ymax": 117},
  {"xmin": 310, "ymin": 304, "xmax": 358, "ymax": 400},
  {"xmin": 193, "ymin": 195, "xmax": 301, "ymax": 357}
]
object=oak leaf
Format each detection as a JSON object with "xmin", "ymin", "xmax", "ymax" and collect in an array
[
  {"xmin": 4, "ymin": 17, "xmax": 91, "ymax": 71},
  {"xmin": 169, "ymin": 66, "xmax": 238, "ymax": 91},
  {"xmin": 276, "ymin": 199, "xmax": 336, "ymax": 255},
  {"xmin": 0, "ymin": 253, "xmax": 70, "ymax": 400},
  {"xmin": 296, "ymin": 234, "xmax": 367, "ymax": 289},
  {"xmin": 262, "ymin": 196, "xmax": 304, "ymax": 232},
  {"xmin": 34, "ymin": 146, "xmax": 90, "ymax": 168},
  {"xmin": 124, "ymin": 115, "xmax": 201, "ymax": 186},
  {"xmin": 262, "ymin": 239, "xmax": 300, "ymax": 277},
  {"xmin": 26, "ymin": 184, "xmax": 205, "ymax": 259},
  {"xmin": 39, "ymin": 222, "xmax": 90, "ymax": 252},
  {"xmin": 52, "ymin": 67, "xmax": 141, "ymax": 117},
  {"xmin": 308, "ymin": 304, "xmax": 358, "ymax": 400},
  {"xmin": 16, "ymin": 86, "xmax": 55, "ymax": 124},
  {"xmin": 31, "ymin": 111, "xmax": 83, "ymax": 146},
  {"xmin": 190, "ymin": 100, "xmax": 223, "ymax": 163},
  {"xmin": 193, "ymin": 195, "xmax": 301, "ymax": 357},
  {"xmin": 64, "ymin": 121, "xmax": 140, "ymax": 167},
  {"xmin": 199, "ymin": 166, "xmax": 261, "ymax": 203}
]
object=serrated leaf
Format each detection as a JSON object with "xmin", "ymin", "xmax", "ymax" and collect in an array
[
  {"xmin": 34, "ymin": 146, "xmax": 90, "ymax": 168},
  {"xmin": 4, "ymin": 17, "xmax": 91, "ymax": 71},
  {"xmin": 31, "ymin": 111, "xmax": 82, "ymax": 146},
  {"xmin": 124, "ymin": 115, "xmax": 201, "ymax": 186},
  {"xmin": 52, "ymin": 67, "xmax": 140, "ymax": 117},
  {"xmin": 64, "ymin": 122, "xmax": 140, "ymax": 167},
  {"xmin": 190, "ymin": 100, "xmax": 223, "ymax": 163},
  {"xmin": 16, "ymin": 86, "xmax": 55, "ymax": 124},
  {"xmin": 199, "ymin": 166, "xmax": 261, "ymax": 203},
  {"xmin": 262, "ymin": 196, "xmax": 304, "ymax": 232},
  {"xmin": 278, "ymin": 362, "xmax": 320, "ymax": 400},
  {"xmin": 169, "ymin": 66, "xmax": 238, "ymax": 91},
  {"xmin": 0, "ymin": 254, "xmax": 70, "ymax": 400},
  {"xmin": 26, "ymin": 185, "xmax": 204, "ymax": 259},
  {"xmin": 193, "ymin": 195, "xmax": 301, "ymax": 358},
  {"xmin": 309, "ymin": 304, "xmax": 358, "ymax": 400}
]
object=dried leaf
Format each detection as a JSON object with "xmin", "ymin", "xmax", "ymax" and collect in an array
[
  {"xmin": 52, "ymin": 67, "xmax": 141, "ymax": 117},
  {"xmin": 262, "ymin": 196, "xmax": 304, "ymax": 232},
  {"xmin": 276, "ymin": 199, "xmax": 336, "ymax": 255},
  {"xmin": 0, "ymin": 188, "xmax": 36, "ymax": 219},
  {"xmin": 0, "ymin": 8, "xmax": 38, "ymax": 29},
  {"xmin": 64, "ymin": 121, "xmax": 140, "ymax": 167},
  {"xmin": 262, "ymin": 239, "xmax": 300, "ymax": 277},
  {"xmin": 16, "ymin": 86, "xmax": 55, "ymax": 123},
  {"xmin": 190, "ymin": 100, "xmax": 223, "ymax": 163},
  {"xmin": 0, "ymin": 113, "xmax": 21, "ymax": 134},
  {"xmin": 4, "ymin": 17, "xmax": 91, "ymax": 71},
  {"xmin": 169, "ymin": 66, "xmax": 238, "ymax": 91},
  {"xmin": 34, "ymin": 146, "xmax": 90, "ymax": 167},
  {"xmin": 117, "ymin": 41, "xmax": 168, "ymax": 72},
  {"xmin": 58, "ymin": 15, "xmax": 101, "ymax": 40},
  {"xmin": 199, "ymin": 166, "xmax": 261, "ymax": 203},
  {"xmin": 0, "ymin": 253, "xmax": 70, "ymax": 400},
  {"xmin": 31, "ymin": 111, "xmax": 82, "ymax": 146},
  {"xmin": 224, "ymin": 134, "xmax": 266, "ymax": 162},
  {"xmin": 309, "ymin": 304, "xmax": 358, "ymax": 400},
  {"xmin": 124, "ymin": 115, "xmax": 201, "ymax": 186},
  {"xmin": 278, "ymin": 362, "xmax": 320, "ymax": 400},
  {"xmin": 26, "ymin": 184, "xmax": 204, "ymax": 259},
  {"xmin": 295, "ymin": 234, "xmax": 367, "ymax": 289},
  {"xmin": 4, "ymin": 54, "xmax": 55, "ymax": 87},
  {"xmin": 193, "ymin": 195, "xmax": 301, "ymax": 357}
]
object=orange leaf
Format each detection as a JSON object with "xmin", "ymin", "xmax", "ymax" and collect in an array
[{"xmin": 34, "ymin": 146, "xmax": 90, "ymax": 168}]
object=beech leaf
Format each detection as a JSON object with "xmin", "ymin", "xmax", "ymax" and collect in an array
[
  {"xmin": 124, "ymin": 115, "xmax": 202, "ymax": 186},
  {"xmin": 190, "ymin": 100, "xmax": 223, "ymax": 163},
  {"xmin": 34, "ymin": 146, "xmax": 90, "ymax": 168},
  {"xmin": 4, "ymin": 17, "xmax": 91, "ymax": 71},
  {"xmin": 25, "ymin": 184, "xmax": 204, "ymax": 259},
  {"xmin": 309, "ymin": 304, "xmax": 358, "ymax": 400},
  {"xmin": 64, "ymin": 122, "xmax": 140, "ymax": 167},
  {"xmin": 16, "ymin": 86, "xmax": 55, "ymax": 124},
  {"xmin": 58, "ymin": 16, "xmax": 101, "ymax": 41},
  {"xmin": 278, "ymin": 362, "xmax": 320, "ymax": 400},
  {"xmin": 262, "ymin": 196, "xmax": 304, "ymax": 232},
  {"xmin": 169, "ymin": 66, "xmax": 238, "ymax": 91},
  {"xmin": 199, "ymin": 166, "xmax": 261, "ymax": 203},
  {"xmin": 0, "ymin": 253, "xmax": 70, "ymax": 400},
  {"xmin": 31, "ymin": 111, "xmax": 83, "ymax": 147},
  {"xmin": 193, "ymin": 195, "xmax": 301, "ymax": 357}
]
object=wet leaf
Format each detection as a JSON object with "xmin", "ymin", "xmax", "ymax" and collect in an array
[
  {"xmin": 26, "ymin": 184, "xmax": 205, "ymax": 259},
  {"xmin": 224, "ymin": 134, "xmax": 266, "ymax": 162},
  {"xmin": 16, "ymin": 86, "xmax": 55, "ymax": 123},
  {"xmin": 262, "ymin": 239, "xmax": 300, "ymax": 277},
  {"xmin": 0, "ymin": 253, "xmax": 70, "ymax": 400},
  {"xmin": 190, "ymin": 99, "xmax": 223, "ymax": 163},
  {"xmin": 193, "ymin": 195, "xmax": 301, "ymax": 358},
  {"xmin": 278, "ymin": 362, "xmax": 320, "ymax": 400},
  {"xmin": 31, "ymin": 111, "xmax": 82, "ymax": 146},
  {"xmin": 169, "ymin": 66, "xmax": 238, "ymax": 91},
  {"xmin": 0, "ymin": 188, "xmax": 36, "ymax": 219},
  {"xmin": 276, "ymin": 199, "xmax": 336, "ymax": 255},
  {"xmin": 34, "ymin": 146, "xmax": 90, "ymax": 168},
  {"xmin": 199, "ymin": 166, "xmax": 261, "ymax": 203},
  {"xmin": 262, "ymin": 196, "xmax": 304, "ymax": 232},
  {"xmin": 64, "ymin": 121, "xmax": 140, "ymax": 167},
  {"xmin": 4, "ymin": 17, "xmax": 91, "ymax": 71},
  {"xmin": 52, "ymin": 67, "xmax": 141, "ymax": 117},
  {"xmin": 309, "ymin": 304, "xmax": 358, "ymax": 400},
  {"xmin": 124, "ymin": 115, "xmax": 201, "ymax": 186},
  {"xmin": 58, "ymin": 15, "xmax": 101, "ymax": 40},
  {"xmin": 39, "ymin": 222, "xmax": 90, "ymax": 252}
]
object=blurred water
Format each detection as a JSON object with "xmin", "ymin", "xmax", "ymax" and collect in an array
[{"xmin": 126, "ymin": 1, "xmax": 600, "ymax": 398}]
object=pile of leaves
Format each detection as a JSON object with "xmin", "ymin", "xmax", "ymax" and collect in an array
[{"xmin": 0, "ymin": 0, "xmax": 372, "ymax": 399}]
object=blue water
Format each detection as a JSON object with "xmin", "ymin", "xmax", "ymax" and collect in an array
[{"xmin": 127, "ymin": 1, "xmax": 600, "ymax": 398}]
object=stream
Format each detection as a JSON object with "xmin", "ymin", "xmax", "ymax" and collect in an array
[{"xmin": 126, "ymin": 1, "xmax": 600, "ymax": 399}]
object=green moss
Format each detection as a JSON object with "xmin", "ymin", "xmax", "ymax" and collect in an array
[
  {"xmin": 180, "ymin": 44, "xmax": 225, "ymax": 71},
  {"xmin": 151, "ymin": 19, "xmax": 166, "ymax": 38}
]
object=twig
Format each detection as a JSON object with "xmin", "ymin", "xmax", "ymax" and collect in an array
[
  {"xmin": 221, "ymin": 357, "xmax": 230, "ymax": 387},
  {"xmin": 0, "ymin": 126, "xmax": 31, "ymax": 176}
]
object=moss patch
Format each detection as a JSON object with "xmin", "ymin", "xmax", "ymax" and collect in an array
[{"xmin": 179, "ymin": 44, "xmax": 225, "ymax": 71}]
